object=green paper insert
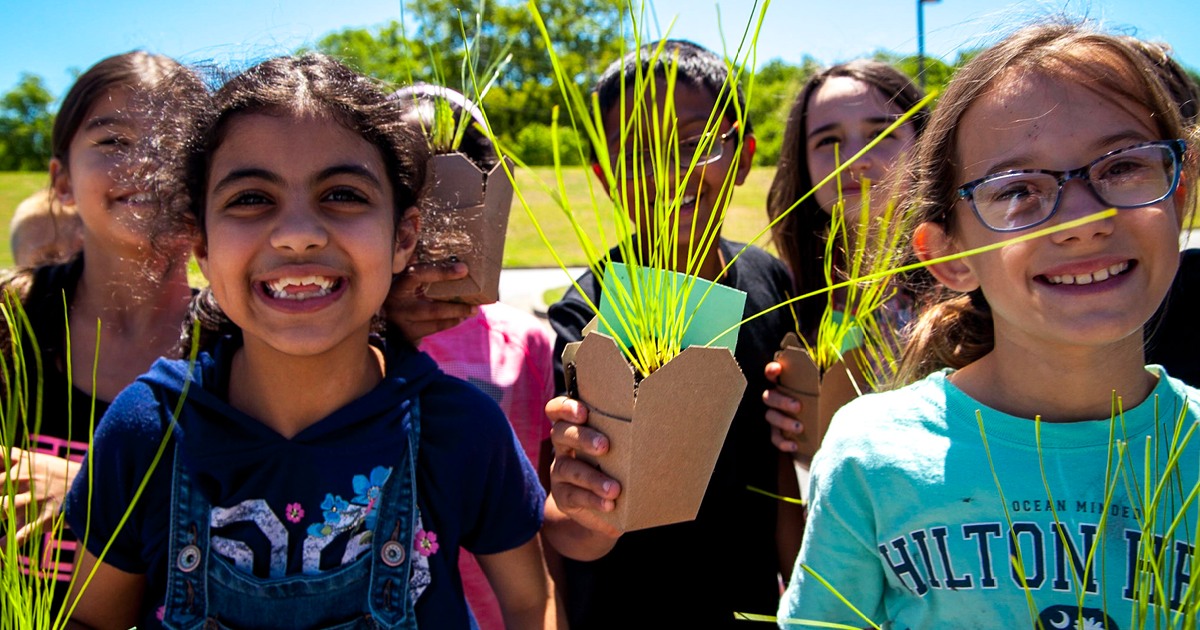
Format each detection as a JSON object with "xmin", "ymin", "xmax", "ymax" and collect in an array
[{"xmin": 597, "ymin": 262, "xmax": 747, "ymax": 355}]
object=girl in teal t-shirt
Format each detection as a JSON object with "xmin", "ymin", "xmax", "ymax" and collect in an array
[{"xmin": 780, "ymin": 21, "xmax": 1200, "ymax": 629}]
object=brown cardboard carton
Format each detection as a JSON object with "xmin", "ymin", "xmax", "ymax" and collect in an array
[
  {"xmin": 774, "ymin": 332, "xmax": 861, "ymax": 460},
  {"xmin": 562, "ymin": 330, "xmax": 747, "ymax": 532},
  {"xmin": 417, "ymin": 152, "xmax": 514, "ymax": 304}
]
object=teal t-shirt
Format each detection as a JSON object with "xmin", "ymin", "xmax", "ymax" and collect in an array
[{"xmin": 779, "ymin": 367, "xmax": 1200, "ymax": 629}]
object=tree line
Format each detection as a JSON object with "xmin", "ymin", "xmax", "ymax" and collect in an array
[{"xmin": 4, "ymin": 0, "xmax": 1194, "ymax": 171}]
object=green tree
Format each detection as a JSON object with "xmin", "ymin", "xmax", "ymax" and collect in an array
[
  {"xmin": 747, "ymin": 56, "xmax": 820, "ymax": 166},
  {"xmin": 0, "ymin": 74, "xmax": 55, "ymax": 171},
  {"xmin": 312, "ymin": 0, "xmax": 628, "ymax": 161}
]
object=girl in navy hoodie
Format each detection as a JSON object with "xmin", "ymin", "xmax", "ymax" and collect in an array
[{"xmin": 64, "ymin": 54, "xmax": 554, "ymax": 629}]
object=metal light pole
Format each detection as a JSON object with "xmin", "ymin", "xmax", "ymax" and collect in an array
[{"xmin": 917, "ymin": 0, "xmax": 941, "ymax": 90}]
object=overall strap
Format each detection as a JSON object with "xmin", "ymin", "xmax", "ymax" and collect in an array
[
  {"xmin": 367, "ymin": 397, "xmax": 422, "ymax": 628},
  {"xmin": 161, "ymin": 441, "xmax": 212, "ymax": 630}
]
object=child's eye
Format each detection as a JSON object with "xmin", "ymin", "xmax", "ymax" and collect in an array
[
  {"xmin": 867, "ymin": 127, "xmax": 895, "ymax": 142},
  {"xmin": 1094, "ymin": 157, "xmax": 1152, "ymax": 182},
  {"xmin": 94, "ymin": 134, "xmax": 133, "ymax": 151},
  {"xmin": 226, "ymin": 191, "xmax": 272, "ymax": 210},
  {"xmin": 813, "ymin": 135, "xmax": 841, "ymax": 149},
  {"xmin": 324, "ymin": 187, "xmax": 370, "ymax": 205}
]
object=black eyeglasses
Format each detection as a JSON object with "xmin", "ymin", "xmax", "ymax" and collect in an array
[
  {"xmin": 613, "ymin": 122, "xmax": 741, "ymax": 180},
  {"xmin": 956, "ymin": 139, "xmax": 1186, "ymax": 232}
]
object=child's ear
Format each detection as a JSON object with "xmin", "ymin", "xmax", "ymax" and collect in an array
[
  {"xmin": 194, "ymin": 239, "xmax": 210, "ymax": 280},
  {"xmin": 1174, "ymin": 174, "xmax": 1191, "ymax": 227},
  {"xmin": 392, "ymin": 206, "xmax": 420, "ymax": 274},
  {"xmin": 733, "ymin": 135, "xmax": 755, "ymax": 186},
  {"xmin": 913, "ymin": 221, "xmax": 979, "ymax": 292},
  {"xmin": 591, "ymin": 161, "xmax": 609, "ymax": 187},
  {"xmin": 591, "ymin": 161, "xmax": 617, "ymax": 202},
  {"xmin": 49, "ymin": 158, "xmax": 74, "ymax": 208}
]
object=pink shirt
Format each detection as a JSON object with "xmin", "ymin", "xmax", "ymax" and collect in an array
[{"xmin": 419, "ymin": 302, "xmax": 554, "ymax": 629}]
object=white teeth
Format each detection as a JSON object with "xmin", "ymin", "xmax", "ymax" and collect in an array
[
  {"xmin": 680, "ymin": 195, "xmax": 697, "ymax": 207},
  {"xmin": 265, "ymin": 275, "xmax": 336, "ymax": 299},
  {"xmin": 1047, "ymin": 261, "xmax": 1129, "ymax": 285}
]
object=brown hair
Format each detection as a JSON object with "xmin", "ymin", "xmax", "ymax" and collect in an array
[
  {"xmin": 894, "ymin": 21, "xmax": 1200, "ymax": 386},
  {"xmin": 767, "ymin": 59, "xmax": 928, "ymax": 340}
]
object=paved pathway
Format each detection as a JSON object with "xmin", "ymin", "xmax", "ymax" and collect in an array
[{"xmin": 497, "ymin": 266, "xmax": 585, "ymax": 320}]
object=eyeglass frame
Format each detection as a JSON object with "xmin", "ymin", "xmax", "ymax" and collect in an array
[
  {"xmin": 955, "ymin": 139, "xmax": 1187, "ymax": 233},
  {"xmin": 613, "ymin": 121, "xmax": 742, "ymax": 179}
]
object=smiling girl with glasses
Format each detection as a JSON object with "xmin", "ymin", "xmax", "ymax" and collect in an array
[{"xmin": 778, "ymin": 22, "xmax": 1200, "ymax": 629}]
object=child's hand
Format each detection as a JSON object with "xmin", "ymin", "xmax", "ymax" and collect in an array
[
  {"xmin": 763, "ymin": 361, "xmax": 804, "ymax": 454},
  {"xmin": 545, "ymin": 395, "xmax": 622, "ymax": 540},
  {"xmin": 385, "ymin": 262, "xmax": 477, "ymax": 342},
  {"xmin": 0, "ymin": 447, "xmax": 81, "ymax": 545}
]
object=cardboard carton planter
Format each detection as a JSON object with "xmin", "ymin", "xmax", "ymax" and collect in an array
[
  {"xmin": 562, "ymin": 330, "xmax": 747, "ymax": 533},
  {"xmin": 773, "ymin": 332, "xmax": 860, "ymax": 461},
  {"xmin": 416, "ymin": 152, "xmax": 514, "ymax": 304}
]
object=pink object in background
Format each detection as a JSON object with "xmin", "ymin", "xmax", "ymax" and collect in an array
[{"xmin": 419, "ymin": 302, "xmax": 554, "ymax": 630}]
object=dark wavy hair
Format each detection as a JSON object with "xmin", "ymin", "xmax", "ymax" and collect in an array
[
  {"xmin": 142, "ymin": 54, "xmax": 428, "ymax": 353},
  {"xmin": 767, "ymin": 59, "xmax": 928, "ymax": 341},
  {"xmin": 893, "ymin": 21, "xmax": 1200, "ymax": 386}
]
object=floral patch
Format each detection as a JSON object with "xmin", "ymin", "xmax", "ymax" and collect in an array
[
  {"xmin": 415, "ymin": 529, "xmax": 439, "ymax": 557},
  {"xmin": 285, "ymin": 502, "xmax": 305, "ymax": 523},
  {"xmin": 307, "ymin": 494, "xmax": 351, "ymax": 538},
  {"xmin": 351, "ymin": 466, "xmax": 391, "ymax": 530}
]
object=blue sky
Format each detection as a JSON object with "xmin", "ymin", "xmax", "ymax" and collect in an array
[{"xmin": 2, "ymin": 0, "xmax": 1196, "ymax": 100}]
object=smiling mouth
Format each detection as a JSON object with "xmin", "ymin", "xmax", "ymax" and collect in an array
[
  {"xmin": 263, "ymin": 275, "xmax": 343, "ymax": 300},
  {"xmin": 1043, "ymin": 261, "xmax": 1131, "ymax": 286}
]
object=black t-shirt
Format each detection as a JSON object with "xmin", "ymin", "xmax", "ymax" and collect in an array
[
  {"xmin": 1146, "ymin": 248, "xmax": 1200, "ymax": 386},
  {"xmin": 19, "ymin": 256, "xmax": 111, "ymax": 446},
  {"xmin": 549, "ymin": 239, "xmax": 796, "ymax": 628}
]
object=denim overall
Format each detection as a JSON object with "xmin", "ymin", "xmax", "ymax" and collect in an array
[{"xmin": 161, "ymin": 405, "xmax": 422, "ymax": 629}]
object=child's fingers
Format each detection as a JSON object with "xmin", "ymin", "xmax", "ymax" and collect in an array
[
  {"xmin": 768, "ymin": 422, "xmax": 799, "ymax": 453},
  {"xmin": 550, "ymin": 423, "xmax": 609, "ymax": 459},
  {"xmin": 551, "ymin": 457, "xmax": 620, "ymax": 502},
  {"xmin": 545, "ymin": 396, "xmax": 588, "ymax": 426},
  {"xmin": 384, "ymin": 294, "xmax": 476, "ymax": 343},
  {"xmin": 0, "ymin": 491, "xmax": 32, "ymax": 531},
  {"xmin": 763, "ymin": 360, "xmax": 783, "ymax": 384},
  {"xmin": 13, "ymin": 502, "xmax": 55, "ymax": 547},
  {"xmin": 394, "ymin": 261, "xmax": 470, "ymax": 292},
  {"xmin": 766, "ymin": 408, "xmax": 803, "ymax": 435},
  {"xmin": 762, "ymin": 388, "xmax": 802, "ymax": 419}
]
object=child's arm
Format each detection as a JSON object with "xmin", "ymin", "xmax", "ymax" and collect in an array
[
  {"xmin": 476, "ymin": 535, "xmax": 562, "ymax": 629},
  {"xmin": 385, "ymin": 261, "xmax": 477, "ymax": 341},
  {"xmin": 776, "ymin": 452, "xmax": 805, "ymax": 582},
  {"xmin": 541, "ymin": 395, "xmax": 624, "ymax": 560},
  {"xmin": 65, "ymin": 549, "xmax": 144, "ymax": 630}
]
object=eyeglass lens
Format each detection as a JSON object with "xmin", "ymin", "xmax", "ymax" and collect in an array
[
  {"xmin": 970, "ymin": 143, "xmax": 1179, "ymax": 231},
  {"xmin": 614, "ymin": 130, "xmax": 727, "ymax": 179}
]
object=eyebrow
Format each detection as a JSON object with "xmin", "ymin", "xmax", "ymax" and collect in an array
[
  {"xmin": 807, "ymin": 115, "xmax": 901, "ymax": 140},
  {"xmin": 315, "ymin": 164, "xmax": 383, "ymax": 188},
  {"xmin": 210, "ymin": 164, "xmax": 383, "ymax": 195},
  {"xmin": 983, "ymin": 130, "xmax": 1153, "ymax": 174},
  {"xmin": 84, "ymin": 115, "xmax": 131, "ymax": 131}
]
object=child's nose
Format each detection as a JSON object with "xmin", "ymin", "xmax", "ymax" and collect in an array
[
  {"xmin": 1049, "ymin": 179, "xmax": 1114, "ymax": 241},
  {"xmin": 270, "ymin": 203, "xmax": 329, "ymax": 252}
]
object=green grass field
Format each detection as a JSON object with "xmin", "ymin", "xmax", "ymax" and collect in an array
[
  {"xmin": 503, "ymin": 165, "xmax": 777, "ymax": 267},
  {"xmin": 0, "ymin": 168, "xmax": 779, "ymax": 270}
]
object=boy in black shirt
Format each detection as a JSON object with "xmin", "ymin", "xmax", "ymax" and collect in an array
[{"xmin": 543, "ymin": 39, "xmax": 804, "ymax": 628}]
